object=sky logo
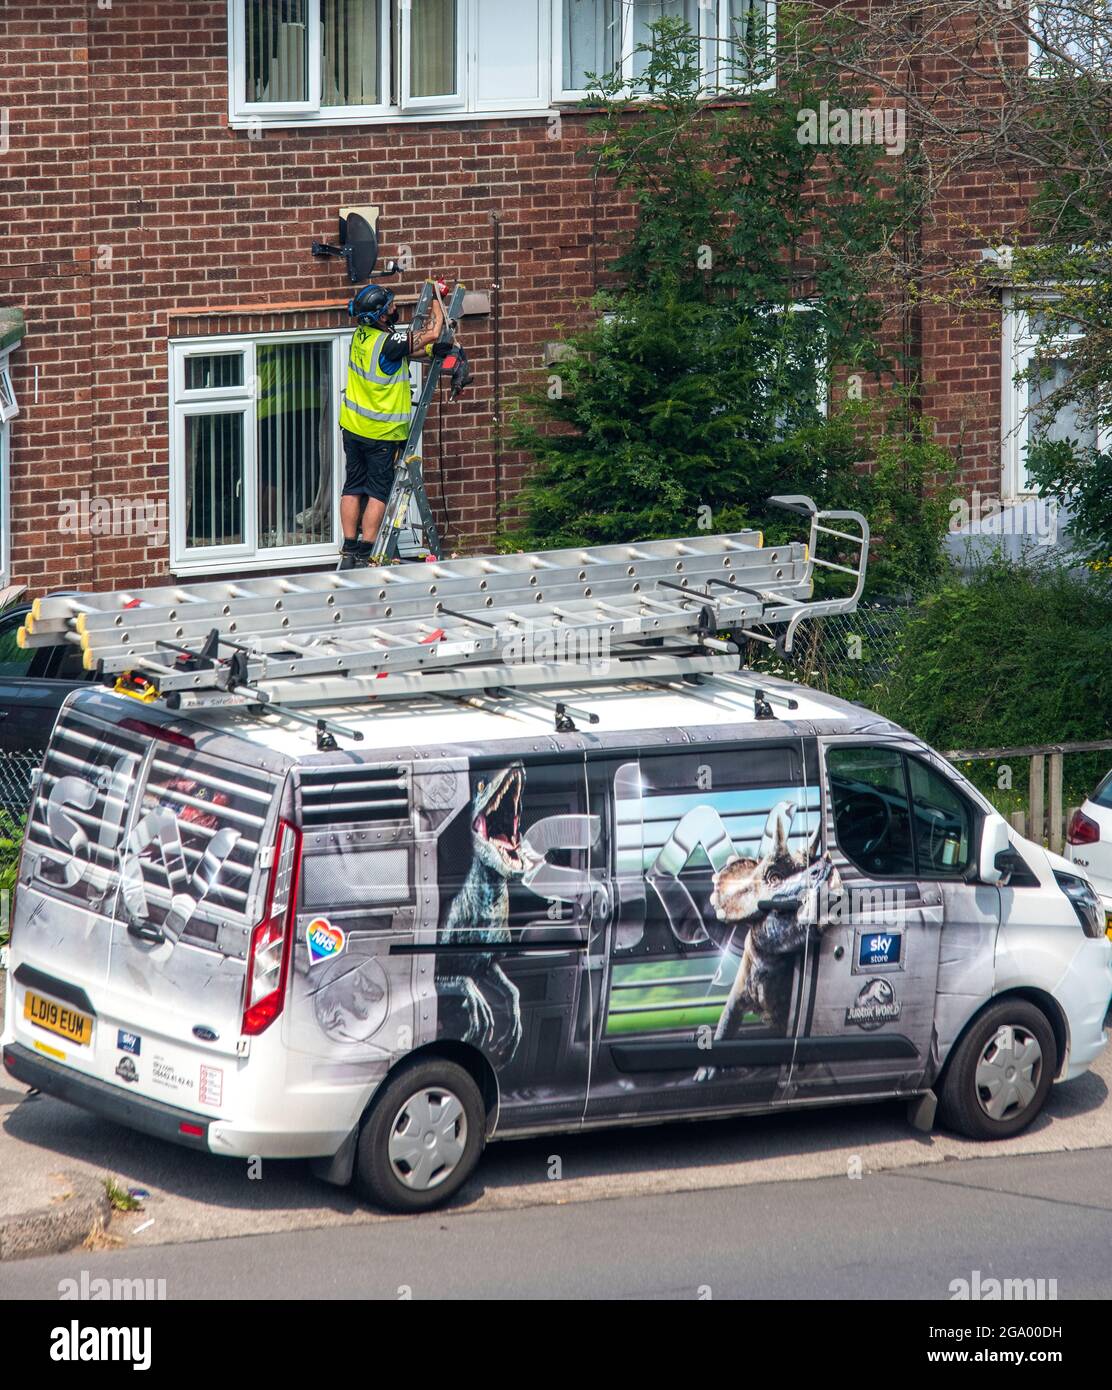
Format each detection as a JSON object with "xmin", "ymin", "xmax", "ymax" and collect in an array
[{"xmin": 859, "ymin": 932, "xmax": 901, "ymax": 967}]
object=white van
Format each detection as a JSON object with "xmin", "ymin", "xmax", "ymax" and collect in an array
[
  {"xmin": 4, "ymin": 515, "xmax": 1110, "ymax": 1210},
  {"xmin": 4, "ymin": 676, "xmax": 1110, "ymax": 1211}
]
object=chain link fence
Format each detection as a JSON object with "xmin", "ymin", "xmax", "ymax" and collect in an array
[
  {"xmin": 0, "ymin": 750, "xmax": 42, "ymax": 822},
  {"xmin": 745, "ymin": 600, "xmax": 914, "ymax": 703}
]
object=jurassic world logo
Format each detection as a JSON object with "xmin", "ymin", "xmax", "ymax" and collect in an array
[{"xmin": 845, "ymin": 978, "xmax": 902, "ymax": 1031}]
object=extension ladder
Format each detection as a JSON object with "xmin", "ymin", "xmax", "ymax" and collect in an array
[{"xmin": 21, "ymin": 499, "xmax": 868, "ymax": 724}]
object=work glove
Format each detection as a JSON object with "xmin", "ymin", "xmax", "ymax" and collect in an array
[{"xmin": 446, "ymin": 343, "xmax": 473, "ymax": 401}]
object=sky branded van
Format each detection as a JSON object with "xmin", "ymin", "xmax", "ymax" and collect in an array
[{"xmin": 4, "ymin": 509, "xmax": 1110, "ymax": 1211}]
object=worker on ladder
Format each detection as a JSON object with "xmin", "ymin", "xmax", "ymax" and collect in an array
[{"xmin": 338, "ymin": 284, "xmax": 444, "ymax": 569}]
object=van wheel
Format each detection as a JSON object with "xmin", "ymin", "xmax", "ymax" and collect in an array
[
  {"xmin": 355, "ymin": 1058, "xmax": 485, "ymax": 1213},
  {"xmin": 938, "ymin": 1000, "xmax": 1057, "ymax": 1141}
]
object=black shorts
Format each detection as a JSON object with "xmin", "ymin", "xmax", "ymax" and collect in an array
[{"xmin": 341, "ymin": 431, "xmax": 402, "ymax": 503}]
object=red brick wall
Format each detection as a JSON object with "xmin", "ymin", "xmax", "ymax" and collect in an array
[
  {"xmin": 0, "ymin": 1, "xmax": 629, "ymax": 593},
  {"xmin": 0, "ymin": 1, "xmax": 1031, "ymax": 596}
]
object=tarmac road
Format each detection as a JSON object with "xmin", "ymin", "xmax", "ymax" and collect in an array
[
  {"xmin": 2, "ymin": 1147, "xmax": 1110, "ymax": 1300},
  {"xmin": 3, "ymin": 981, "xmax": 1110, "ymax": 1254}
]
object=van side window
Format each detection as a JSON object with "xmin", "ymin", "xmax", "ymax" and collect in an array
[
  {"xmin": 906, "ymin": 757, "xmax": 973, "ymax": 875},
  {"xmin": 828, "ymin": 745, "xmax": 973, "ymax": 879}
]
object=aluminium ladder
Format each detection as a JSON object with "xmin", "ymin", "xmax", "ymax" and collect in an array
[
  {"xmin": 20, "ymin": 497, "xmax": 868, "ymax": 732},
  {"xmin": 360, "ymin": 279, "xmax": 468, "ymax": 567}
]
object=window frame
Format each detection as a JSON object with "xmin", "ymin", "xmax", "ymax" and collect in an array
[
  {"xmin": 1028, "ymin": 1, "xmax": 1111, "ymax": 76},
  {"xmin": 556, "ymin": 0, "xmax": 777, "ymax": 102},
  {"xmin": 825, "ymin": 742, "xmax": 979, "ymax": 883},
  {"xmin": 228, "ymin": 0, "xmax": 776, "ymax": 127},
  {"xmin": 169, "ymin": 329, "xmax": 351, "ymax": 575},
  {"xmin": 233, "ymin": 0, "xmax": 322, "ymax": 117},
  {"xmin": 1001, "ymin": 290, "xmax": 1110, "ymax": 500},
  {"xmin": 400, "ymin": 0, "xmax": 467, "ymax": 113}
]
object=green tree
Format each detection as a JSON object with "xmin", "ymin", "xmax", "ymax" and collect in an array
[{"xmin": 506, "ymin": 16, "xmax": 953, "ymax": 593}]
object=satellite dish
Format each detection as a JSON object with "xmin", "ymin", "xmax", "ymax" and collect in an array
[
  {"xmin": 311, "ymin": 204, "xmax": 382, "ymax": 284},
  {"xmin": 341, "ymin": 209, "xmax": 379, "ymax": 283}
]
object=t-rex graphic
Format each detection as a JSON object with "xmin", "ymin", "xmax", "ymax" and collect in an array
[
  {"xmin": 436, "ymin": 763, "xmax": 527, "ymax": 1065},
  {"xmin": 709, "ymin": 806, "xmax": 841, "ymax": 1038}
]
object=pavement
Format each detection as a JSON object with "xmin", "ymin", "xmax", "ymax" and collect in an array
[
  {"xmin": 4, "ymin": 1147, "xmax": 1110, "ymax": 1299},
  {"xmin": 2, "ymin": 970, "xmax": 1110, "ymax": 1260}
]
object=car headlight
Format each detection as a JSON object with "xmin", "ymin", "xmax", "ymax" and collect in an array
[{"xmin": 1054, "ymin": 871, "xmax": 1107, "ymax": 940}]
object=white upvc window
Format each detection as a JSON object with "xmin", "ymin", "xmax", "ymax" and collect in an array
[
  {"xmin": 1001, "ymin": 293, "xmax": 1110, "ymax": 499},
  {"xmin": 1028, "ymin": 2, "xmax": 1112, "ymax": 75},
  {"xmin": 170, "ymin": 329, "xmax": 428, "ymax": 574},
  {"xmin": 0, "ymin": 349, "xmax": 17, "ymax": 425},
  {"xmin": 229, "ymin": 0, "xmax": 774, "ymax": 127},
  {"xmin": 556, "ymin": 0, "xmax": 774, "ymax": 99},
  {"xmin": 170, "ymin": 331, "xmax": 352, "ymax": 574}
]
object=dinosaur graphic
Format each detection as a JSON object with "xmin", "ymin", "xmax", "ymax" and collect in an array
[
  {"xmin": 709, "ymin": 805, "xmax": 841, "ymax": 1038},
  {"xmin": 436, "ymin": 763, "xmax": 527, "ymax": 1065}
]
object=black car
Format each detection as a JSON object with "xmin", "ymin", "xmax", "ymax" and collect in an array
[{"xmin": 0, "ymin": 603, "xmax": 90, "ymax": 815}]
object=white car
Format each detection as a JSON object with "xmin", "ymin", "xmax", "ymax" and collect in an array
[{"xmin": 1067, "ymin": 772, "xmax": 1112, "ymax": 924}]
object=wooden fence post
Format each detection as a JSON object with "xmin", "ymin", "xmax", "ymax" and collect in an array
[
  {"xmin": 1029, "ymin": 754, "xmax": 1046, "ymax": 846},
  {"xmin": 1048, "ymin": 752, "xmax": 1064, "ymax": 854},
  {"xmin": 1009, "ymin": 810, "xmax": 1026, "ymax": 837}
]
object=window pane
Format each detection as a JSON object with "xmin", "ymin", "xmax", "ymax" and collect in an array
[
  {"xmin": 1027, "ymin": 356, "xmax": 1098, "ymax": 451},
  {"xmin": 632, "ymin": 1, "xmax": 700, "ymax": 78},
  {"xmin": 828, "ymin": 746, "xmax": 917, "ymax": 878},
  {"xmin": 185, "ymin": 414, "xmax": 245, "ymax": 550},
  {"xmin": 0, "ymin": 616, "xmax": 34, "ymax": 678},
  {"xmin": 562, "ymin": 0, "xmax": 621, "ymax": 90},
  {"xmin": 184, "ymin": 353, "xmax": 245, "ymax": 391},
  {"xmin": 1032, "ymin": 2, "xmax": 1110, "ymax": 69},
  {"xmin": 717, "ymin": 0, "xmax": 768, "ymax": 82},
  {"xmin": 245, "ymin": 0, "xmax": 310, "ymax": 103},
  {"xmin": 257, "ymin": 341, "xmax": 333, "ymax": 550},
  {"xmin": 322, "ymin": 0, "xmax": 380, "ymax": 106},
  {"xmin": 906, "ymin": 760, "xmax": 973, "ymax": 876},
  {"xmin": 410, "ymin": 0, "xmax": 457, "ymax": 98}
]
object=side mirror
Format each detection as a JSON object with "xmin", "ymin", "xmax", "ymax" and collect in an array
[{"xmin": 979, "ymin": 813, "xmax": 1012, "ymax": 885}]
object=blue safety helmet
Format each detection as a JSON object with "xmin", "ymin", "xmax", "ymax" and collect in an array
[{"xmin": 348, "ymin": 284, "xmax": 397, "ymax": 328}]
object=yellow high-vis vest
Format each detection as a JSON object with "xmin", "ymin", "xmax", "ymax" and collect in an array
[{"xmin": 339, "ymin": 327, "xmax": 412, "ymax": 441}]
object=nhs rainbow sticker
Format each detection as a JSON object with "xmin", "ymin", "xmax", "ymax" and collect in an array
[{"xmin": 307, "ymin": 917, "xmax": 345, "ymax": 968}]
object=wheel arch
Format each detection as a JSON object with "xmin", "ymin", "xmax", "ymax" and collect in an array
[
  {"xmin": 310, "ymin": 1040, "xmax": 501, "ymax": 1189},
  {"xmin": 936, "ymin": 987, "xmax": 1068, "ymax": 1092}
]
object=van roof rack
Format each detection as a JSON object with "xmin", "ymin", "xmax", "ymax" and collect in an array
[{"xmin": 20, "ymin": 496, "xmax": 867, "ymax": 718}]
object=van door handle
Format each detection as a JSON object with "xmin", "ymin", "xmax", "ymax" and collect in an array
[
  {"xmin": 127, "ymin": 922, "xmax": 166, "ymax": 945},
  {"xmin": 758, "ymin": 894, "xmax": 802, "ymax": 914}
]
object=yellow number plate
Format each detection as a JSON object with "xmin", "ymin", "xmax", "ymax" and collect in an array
[{"xmin": 24, "ymin": 990, "xmax": 93, "ymax": 1047}]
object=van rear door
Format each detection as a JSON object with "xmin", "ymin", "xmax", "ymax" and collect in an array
[{"xmin": 13, "ymin": 692, "xmax": 287, "ymax": 1088}]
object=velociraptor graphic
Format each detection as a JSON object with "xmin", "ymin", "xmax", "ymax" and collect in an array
[
  {"xmin": 709, "ymin": 806, "xmax": 841, "ymax": 1038},
  {"xmin": 436, "ymin": 763, "xmax": 527, "ymax": 1065}
]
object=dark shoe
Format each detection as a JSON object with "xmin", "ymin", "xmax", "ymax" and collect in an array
[
  {"xmin": 337, "ymin": 538, "xmax": 361, "ymax": 571},
  {"xmin": 351, "ymin": 539, "xmax": 376, "ymax": 569}
]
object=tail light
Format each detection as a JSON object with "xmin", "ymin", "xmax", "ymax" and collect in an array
[
  {"xmin": 1067, "ymin": 810, "xmax": 1101, "ymax": 846},
  {"xmin": 241, "ymin": 820, "xmax": 302, "ymax": 1037}
]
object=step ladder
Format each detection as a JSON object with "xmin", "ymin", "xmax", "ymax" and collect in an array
[
  {"xmin": 21, "ymin": 497, "xmax": 868, "ymax": 728},
  {"xmin": 361, "ymin": 280, "xmax": 468, "ymax": 566}
]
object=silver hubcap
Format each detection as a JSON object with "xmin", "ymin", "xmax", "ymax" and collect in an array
[
  {"xmin": 387, "ymin": 1086, "xmax": 467, "ymax": 1191},
  {"xmin": 975, "ymin": 1025, "xmax": 1042, "ymax": 1122}
]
